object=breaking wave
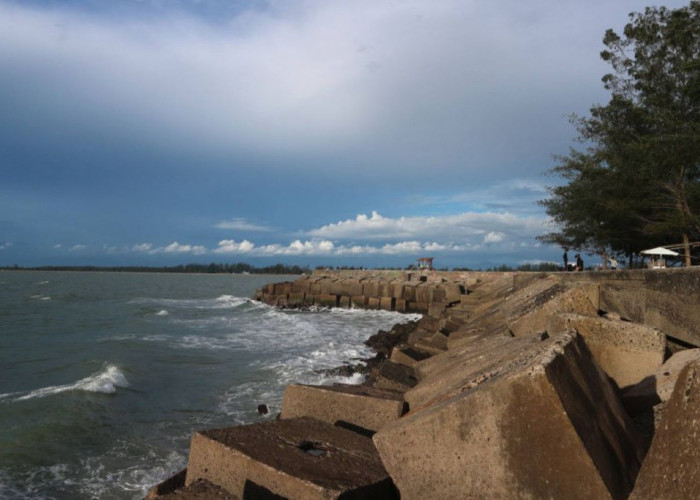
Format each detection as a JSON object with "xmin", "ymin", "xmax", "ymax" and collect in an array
[{"xmin": 13, "ymin": 364, "xmax": 129, "ymax": 402}]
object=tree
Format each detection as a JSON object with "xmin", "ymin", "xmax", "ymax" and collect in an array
[{"xmin": 541, "ymin": 2, "xmax": 700, "ymax": 266}]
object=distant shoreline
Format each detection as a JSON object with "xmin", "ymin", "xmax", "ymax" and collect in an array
[{"xmin": 0, "ymin": 264, "xmax": 309, "ymax": 275}]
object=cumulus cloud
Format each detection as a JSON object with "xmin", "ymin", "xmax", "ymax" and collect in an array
[
  {"xmin": 308, "ymin": 211, "xmax": 546, "ymax": 243},
  {"xmin": 214, "ymin": 218, "xmax": 273, "ymax": 232},
  {"xmin": 483, "ymin": 232, "xmax": 505, "ymax": 244},
  {"xmin": 132, "ymin": 241, "xmax": 207, "ymax": 255},
  {"xmin": 212, "ymin": 238, "xmax": 482, "ymax": 257}
]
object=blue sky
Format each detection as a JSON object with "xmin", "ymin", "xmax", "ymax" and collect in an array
[{"xmin": 0, "ymin": 0, "xmax": 690, "ymax": 269}]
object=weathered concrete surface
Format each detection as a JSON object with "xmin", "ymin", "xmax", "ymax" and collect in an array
[
  {"xmin": 630, "ymin": 359, "xmax": 700, "ymax": 500},
  {"xmin": 373, "ymin": 332, "xmax": 644, "ymax": 500},
  {"xmin": 620, "ymin": 348, "xmax": 700, "ymax": 417},
  {"xmin": 186, "ymin": 417, "xmax": 397, "ymax": 499},
  {"xmin": 547, "ymin": 313, "xmax": 666, "ymax": 388},
  {"xmin": 406, "ymin": 334, "xmax": 543, "ymax": 409},
  {"xmin": 561, "ymin": 267, "xmax": 700, "ymax": 346},
  {"xmin": 509, "ymin": 286, "xmax": 599, "ymax": 337},
  {"xmin": 389, "ymin": 346, "xmax": 432, "ymax": 369},
  {"xmin": 280, "ymin": 383, "xmax": 406, "ymax": 434},
  {"xmin": 371, "ymin": 360, "xmax": 418, "ymax": 392}
]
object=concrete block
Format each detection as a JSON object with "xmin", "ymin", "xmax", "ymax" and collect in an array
[
  {"xmin": 287, "ymin": 293, "xmax": 304, "ymax": 307},
  {"xmin": 291, "ymin": 278, "xmax": 311, "ymax": 294},
  {"xmin": 280, "ymin": 384, "xmax": 406, "ymax": 434},
  {"xmin": 547, "ymin": 313, "xmax": 666, "ymax": 388},
  {"xmin": 394, "ymin": 298, "xmax": 407, "ymax": 313},
  {"xmin": 413, "ymin": 332, "xmax": 449, "ymax": 354},
  {"xmin": 273, "ymin": 282, "xmax": 292, "ymax": 295},
  {"xmin": 406, "ymin": 301, "xmax": 428, "ymax": 313},
  {"xmin": 390, "ymin": 346, "xmax": 433, "ymax": 369},
  {"xmin": 367, "ymin": 297, "xmax": 381, "ymax": 310},
  {"xmin": 372, "ymin": 361, "xmax": 418, "ymax": 392},
  {"xmin": 509, "ymin": 286, "xmax": 598, "ymax": 337},
  {"xmin": 630, "ymin": 359, "xmax": 700, "ymax": 500},
  {"xmin": 363, "ymin": 281, "xmax": 381, "ymax": 298},
  {"xmin": 317, "ymin": 294, "xmax": 338, "ymax": 308},
  {"xmin": 415, "ymin": 285, "xmax": 431, "ymax": 304},
  {"xmin": 379, "ymin": 297, "xmax": 394, "ymax": 311},
  {"xmin": 338, "ymin": 295, "xmax": 351, "ymax": 308},
  {"xmin": 374, "ymin": 333, "xmax": 644, "ymax": 500},
  {"xmin": 392, "ymin": 284, "xmax": 405, "ymax": 299},
  {"xmin": 350, "ymin": 295, "xmax": 367, "ymax": 308},
  {"xmin": 621, "ymin": 348, "xmax": 700, "ymax": 417},
  {"xmin": 407, "ymin": 334, "xmax": 543, "ymax": 408},
  {"xmin": 427, "ymin": 301, "xmax": 447, "ymax": 317},
  {"xmin": 186, "ymin": 417, "xmax": 398, "ymax": 500},
  {"xmin": 303, "ymin": 294, "xmax": 316, "ymax": 306},
  {"xmin": 402, "ymin": 284, "xmax": 416, "ymax": 302},
  {"xmin": 430, "ymin": 287, "xmax": 447, "ymax": 302}
]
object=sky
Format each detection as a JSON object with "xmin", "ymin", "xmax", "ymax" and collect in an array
[{"xmin": 0, "ymin": 0, "xmax": 691, "ymax": 269}]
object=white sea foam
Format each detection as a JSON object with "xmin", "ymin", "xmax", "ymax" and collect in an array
[
  {"xmin": 15, "ymin": 364, "xmax": 129, "ymax": 401},
  {"xmin": 29, "ymin": 294, "xmax": 51, "ymax": 301},
  {"xmin": 155, "ymin": 309, "xmax": 169, "ymax": 316}
]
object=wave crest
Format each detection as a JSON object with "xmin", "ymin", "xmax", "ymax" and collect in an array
[{"xmin": 15, "ymin": 364, "xmax": 129, "ymax": 402}]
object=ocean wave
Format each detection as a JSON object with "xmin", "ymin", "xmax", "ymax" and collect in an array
[
  {"xmin": 155, "ymin": 309, "xmax": 169, "ymax": 316},
  {"xmin": 29, "ymin": 294, "xmax": 51, "ymax": 301},
  {"xmin": 13, "ymin": 364, "xmax": 129, "ymax": 402}
]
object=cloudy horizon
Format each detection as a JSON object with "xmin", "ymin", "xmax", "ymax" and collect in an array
[{"xmin": 1, "ymin": 0, "xmax": 690, "ymax": 269}]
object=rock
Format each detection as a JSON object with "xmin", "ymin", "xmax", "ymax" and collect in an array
[
  {"xmin": 151, "ymin": 479, "xmax": 238, "ymax": 499},
  {"xmin": 186, "ymin": 417, "xmax": 398, "ymax": 499},
  {"xmin": 144, "ymin": 469, "xmax": 187, "ymax": 499},
  {"xmin": 371, "ymin": 360, "xmax": 418, "ymax": 392},
  {"xmin": 373, "ymin": 332, "xmax": 644, "ymax": 499},
  {"xmin": 630, "ymin": 359, "xmax": 700, "ymax": 500}
]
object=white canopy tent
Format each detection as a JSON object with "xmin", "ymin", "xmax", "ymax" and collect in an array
[
  {"xmin": 641, "ymin": 247, "xmax": 679, "ymax": 257},
  {"xmin": 641, "ymin": 247, "xmax": 679, "ymax": 268}
]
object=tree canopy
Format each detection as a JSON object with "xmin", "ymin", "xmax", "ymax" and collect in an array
[{"xmin": 539, "ymin": 1, "xmax": 700, "ymax": 267}]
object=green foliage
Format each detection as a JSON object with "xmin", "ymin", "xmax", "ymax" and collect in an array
[
  {"xmin": 6, "ymin": 263, "xmax": 311, "ymax": 275},
  {"xmin": 540, "ymin": 1, "xmax": 700, "ymax": 262}
]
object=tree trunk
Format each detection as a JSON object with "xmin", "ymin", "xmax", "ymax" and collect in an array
[
  {"xmin": 684, "ymin": 233, "xmax": 692, "ymax": 267},
  {"xmin": 601, "ymin": 248, "xmax": 608, "ymax": 270}
]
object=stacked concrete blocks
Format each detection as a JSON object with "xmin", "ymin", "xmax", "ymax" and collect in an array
[
  {"xmin": 373, "ymin": 332, "xmax": 645, "ymax": 499},
  {"xmin": 186, "ymin": 417, "xmax": 398, "ymax": 499}
]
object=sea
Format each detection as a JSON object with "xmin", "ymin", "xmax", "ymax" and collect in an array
[{"xmin": 0, "ymin": 271, "xmax": 419, "ymax": 499}]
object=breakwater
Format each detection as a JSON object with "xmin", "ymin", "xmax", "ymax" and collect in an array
[{"xmin": 147, "ymin": 268, "xmax": 700, "ymax": 499}]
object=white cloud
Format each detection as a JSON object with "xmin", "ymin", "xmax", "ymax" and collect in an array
[
  {"xmin": 308, "ymin": 211, "xmax": 546, "ymax": 243},
  {"xmin": 132, "ymin": 243, "xmax": 153, "ymax": 252},
  {"xmin": 214, "ymin": 218, "xmax": 273, "ymax": 232},
  {"xmin": 53, "ymin": 244, "xmax": 62, "ymax": 249},
  {"xmin": 70, "ymin": 244, "xmax": 87, "ymax": 251},
  {"xmin": 483, "ymin": 232, "xmax": 505, "ymax": 244},
  {"xmin": 131, "ymin": 241, "xmax": 207, "ymax": 255},
  {"xmin": 0, "ymin": 242, "xmax": 12, "ymax": 250}
]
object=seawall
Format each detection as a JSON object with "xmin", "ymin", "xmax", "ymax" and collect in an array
[{"xmin": 146, "ymin": 268, "xmax": 700, "ymax": 499}]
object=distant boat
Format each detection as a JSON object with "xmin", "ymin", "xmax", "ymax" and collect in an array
[{"xmin": 241, "ymin": 271, "xmax": 250, "ymax": 275}]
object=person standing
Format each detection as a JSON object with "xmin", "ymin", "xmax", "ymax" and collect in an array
[
  {"xmin": 575, "ymin": 253, "xmax": 584, "ymax": 271},
  {"xmin": 563, "ymin": 248, "xmax": 569, "ymax": 271}
]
